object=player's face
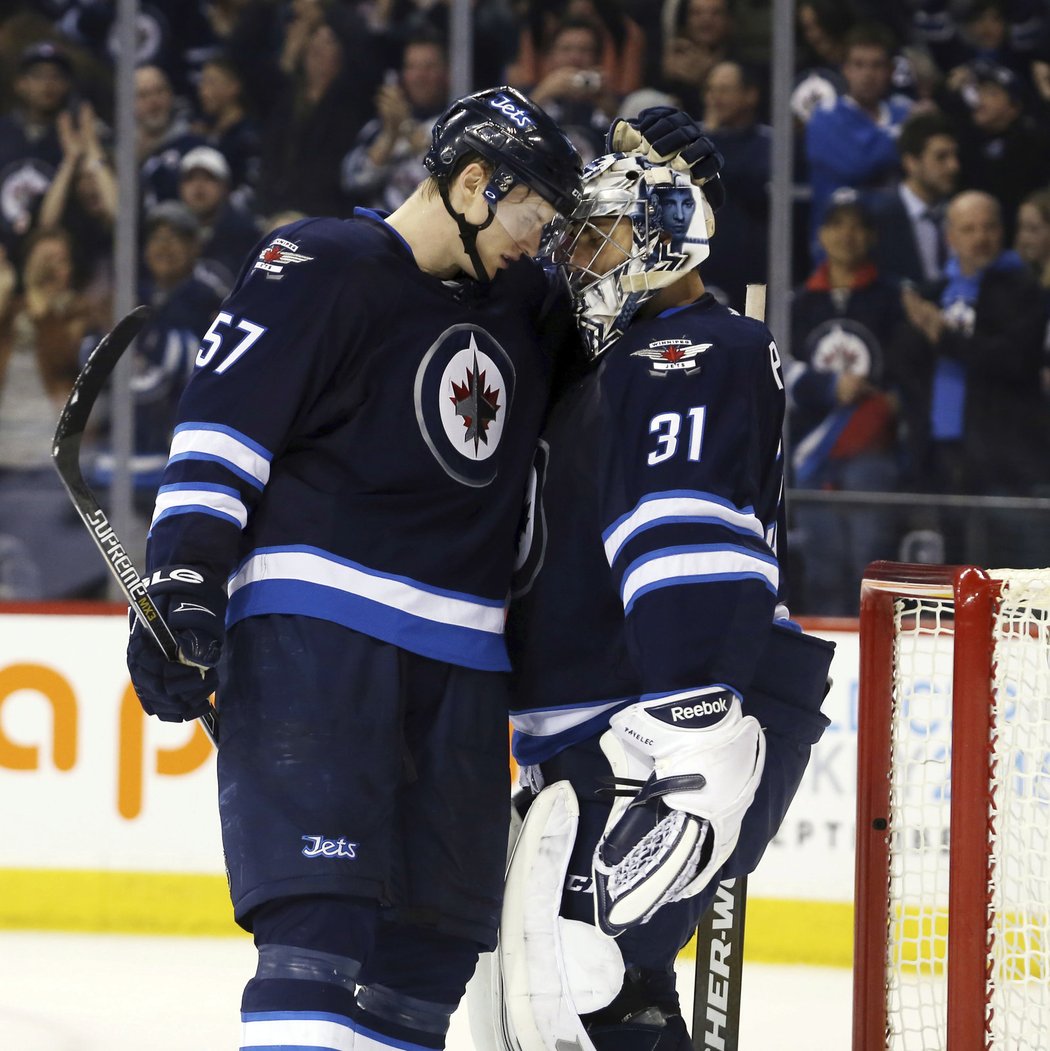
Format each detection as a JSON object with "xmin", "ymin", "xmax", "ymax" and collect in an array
[
  {"xmin": 478, "ymin": 184, "xmax": 560, "ymax": 271},
  {"xmin": 566, "ymin": 216, "xmax": 634, "ymax": 284}
]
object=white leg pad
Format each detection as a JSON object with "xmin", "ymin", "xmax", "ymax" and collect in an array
[
  {"xmin": 495, "ymin": 781, "xmax": 624, "ymax": 1051},
  {"xmin": 467, "ymin": 803, "xmax": 526, "ymax": 1051}
]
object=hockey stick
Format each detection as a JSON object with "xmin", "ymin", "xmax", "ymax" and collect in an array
[
  {"xmin": 51, "ymin": 304, "xmax": 219, "ymax": 746},
  {"xmin": 691, "ymin": 283, "xmax": 766, "ymax": 1051}
]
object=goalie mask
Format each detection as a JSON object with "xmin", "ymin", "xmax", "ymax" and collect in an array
[{"xmin": 550, "ymin": 153, "xmax": 716, "ymax": 361}]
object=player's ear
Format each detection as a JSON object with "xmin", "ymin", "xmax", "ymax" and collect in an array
[{"xmin": 451, "ymin": 162, "xmax": 490, "ymax": 223}]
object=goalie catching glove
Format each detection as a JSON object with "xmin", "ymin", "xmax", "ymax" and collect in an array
[
  {"xmin": 605, "ymin": 106, "xmax": 725, "ymax": 211},
  {"xmin": 593, "ymin": 686, "xmax": 764, "ymax": 934},
  {"xmin": 126, "ymin": 565, "xmax": 227, "ymax": 722}
]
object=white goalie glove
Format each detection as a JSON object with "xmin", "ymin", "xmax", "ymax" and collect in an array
[{"xmin": 593, "ymin": 686, "xmax": 765, "ymax": 934}]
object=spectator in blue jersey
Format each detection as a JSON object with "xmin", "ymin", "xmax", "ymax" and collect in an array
[
  {"xmin": 122, "ymin": 87, "xmax": 723, "ymax": 1051},
  {"xmin": 0, "ymin": 42, "xmax": 75, "ymax": 251},
  {"xmin": 698, "ymin": 59, "xmax": 770, "ymax": 311},
  {"xmin": 497, "ymin": 151, "xmax": 834, "ymax": 1051},
  {"xmin": 135, "ymin": 64, "xmax": 205, "ymax": 209},
  {"xmin": 804, "ymin": 23, "xmax": 912, "ymax": 259},
  {"xmin": 888, "ymin": 189, "xmax": 1050, "ymax": 563},
  {"xmin": 177, "ymin": 145, "xmax": 260, "ymax": 294},
  {"xmin": 866, "ymin": 111, "xmax": 960, "ymax": 286},
  {"xmin": 341, "ymin": 32, "xmax": 451, "ymax": 212},
  {"xmin": 788, "ymin": 190, "xmax": 903, "ymax": 615}
]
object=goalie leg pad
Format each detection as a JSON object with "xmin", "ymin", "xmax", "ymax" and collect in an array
[{"xmin": 496, "ymin": 781, "xmax": 625, "ymax": 1051}]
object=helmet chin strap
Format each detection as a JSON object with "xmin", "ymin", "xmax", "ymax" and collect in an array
[{"xmin": 437, "ymin": 178, "xmax": 496, "ymax": 283}]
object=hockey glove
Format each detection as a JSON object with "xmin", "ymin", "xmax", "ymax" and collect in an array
[
  {"xmin": 606, "ymin": 107, "xmax": 725, "ymax": 210},
  {"xmin": 592, "ymin": 686, "xmax": 764, "ymax": 934},
  {"xmin": 126, "ymin": 565, "xmax": 227, "ymax": 723}
]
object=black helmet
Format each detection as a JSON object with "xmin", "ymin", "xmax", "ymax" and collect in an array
[{"xmin": 425, "ymin": 87, "xmax": 583, "ymax": 218}]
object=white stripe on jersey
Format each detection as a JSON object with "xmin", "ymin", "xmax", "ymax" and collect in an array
[
  {"xmin": 621, "ymin": 544, "xmax": 779, "ymax": 612},
  {"xmin": 229, "ymin": 548, "xmax": 506, "ymax": 636},
  {"xmin": 510, "ymin": 697, "xmax": 628, "ymax": 737},
  {"xmin": 151, "ymin": 483, "xmax": 249, "ymax": 530},
  {"xmin": 169, "ymin": 423, "xmax": 272, "ymax": 488},
  {"xmin": 241, "ymin": 1010, "xmax": 435, "ymax": 1051},
  {"xmin": 603, "ymin": 491, "xmax": 764, "ymax": 566}
]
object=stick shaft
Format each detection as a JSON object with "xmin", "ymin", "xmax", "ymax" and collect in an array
[
  {"xmin": 691, "ymin": 284, "xmax": 766, "ymax": 1050},
  {"xmin": 51, "ymin": 306, "xmax": 219, "ymax": 745}
]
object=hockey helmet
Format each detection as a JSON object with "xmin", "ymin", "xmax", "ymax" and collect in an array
[
  {"xmin": 552, "ymin": 153, "xmax": 715, "ymax": 360},
  {"xmin": 425, "ymin": 86, "xmax": 583, "ymax": 219}
]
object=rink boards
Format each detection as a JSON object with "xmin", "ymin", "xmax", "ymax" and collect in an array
[{"xmin": 0, "ymin": 608, "xmax": 860, "ymax": 965}]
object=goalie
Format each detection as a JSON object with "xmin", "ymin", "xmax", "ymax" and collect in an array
[{"xmin": 496, "ymin": 140, "xmax": 836, "ymax": 1051}]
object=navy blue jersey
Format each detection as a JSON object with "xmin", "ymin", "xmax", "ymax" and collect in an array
[
  {"xmin": 507, "ymin": 294, "xmax": 789, "ymax": 764},
  {"xmin": 147, "ymin": 209, "xmax": 571, "ymax": 672}
]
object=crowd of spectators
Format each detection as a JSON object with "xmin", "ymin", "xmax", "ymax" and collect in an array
[{"xmin": 1, "ymin": 0, "xmax": 1049, "ymax": 612}]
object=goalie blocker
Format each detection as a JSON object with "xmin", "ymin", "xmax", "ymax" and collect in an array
[{"xmin": 492, "ymin": 623, "xmax": 834, "ymax": 1051}]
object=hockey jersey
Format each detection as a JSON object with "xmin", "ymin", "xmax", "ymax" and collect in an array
[
  {"xmin": 507, "ymin": 293, "xmax": 789, "ymax": 764},
  {"xmin": 147, "ymin": 210, "xmax": 573, "ymax": 672}
]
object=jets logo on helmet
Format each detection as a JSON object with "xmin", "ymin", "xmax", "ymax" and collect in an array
[{"xmin": 488, "ymin": 91, "xmax": 535, "ymax": 129}]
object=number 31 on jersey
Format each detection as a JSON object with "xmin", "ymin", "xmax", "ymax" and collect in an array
[{"xmin": 648, "ymin": 406, "xmax": 706, "ymax": 466}]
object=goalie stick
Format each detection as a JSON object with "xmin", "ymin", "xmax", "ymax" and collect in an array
[
  {"xmin": 51, "ymin": 304, "xmax": 219, "ymax": 746},
  {"xmin": 691, "ymin": 283, "xmax": 766, "ymax": 1051}
]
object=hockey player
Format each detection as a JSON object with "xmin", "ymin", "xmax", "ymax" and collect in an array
[
  {"xmin": 496, "ymin": 155, "xmax": 836, "ymax": 1051},
  {"xmin": 123, "ymin": 87, "xmax": 723, "ymax": 1051}
]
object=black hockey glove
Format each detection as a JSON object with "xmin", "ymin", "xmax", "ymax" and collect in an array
[
  {"xmin": 606, "ymin": 106, "xmax": 725, "ymax": 210},
  {"xmin": 126, "ymin": 565, "xmax": 227, "ymax": 723}
]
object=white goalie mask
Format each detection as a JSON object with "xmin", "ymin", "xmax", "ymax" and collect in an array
[{"xmin": 548, "ymin": 153, "xmax": 716, "ymax": 361}]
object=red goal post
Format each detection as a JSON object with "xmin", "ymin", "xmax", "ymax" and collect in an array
[{"xmin": 854, "ymin": 561, "xmax": 1050, "ymax": 1050}]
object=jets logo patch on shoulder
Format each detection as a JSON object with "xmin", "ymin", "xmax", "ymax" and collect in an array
[
  {"xmin": 415, "ymin": 324, "xmax": 515, "ymax": 487},
  {"xmin": 252, "ymin": 237, "xmax": 314, "ymax": 277},
  {"xmin": 632, "ymin": 339, "xmax": 711, "ymax": 377}
]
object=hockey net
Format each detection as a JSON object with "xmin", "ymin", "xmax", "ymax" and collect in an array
[{"xmin": 853, "ymin": 562, "xmax": 1050, "ymax": 1051}]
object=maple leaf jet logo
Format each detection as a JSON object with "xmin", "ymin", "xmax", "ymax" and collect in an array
[
  {"xmin": 252, "ymin": 237, "xmax": 314, "ymax": 275},
  {"xmin": 450, "ymin": 343, "xmax": 501, "ymax": 454},
  {"xmin": 631, "ymin": 339, "xmax": 712, "ymax": 376}
]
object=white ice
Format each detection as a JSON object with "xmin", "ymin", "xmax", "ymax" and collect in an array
[{"xmin": 0, "ymin": 931, "xmax": 852, "ymax": 1049}]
